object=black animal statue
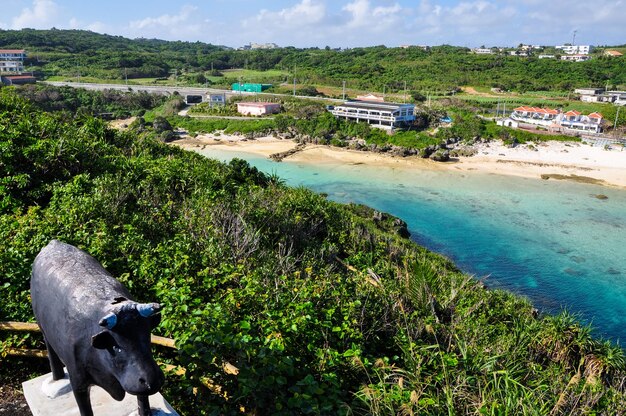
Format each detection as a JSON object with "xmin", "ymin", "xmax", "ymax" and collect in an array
[{"xmin": 31, "ymin": 240, "xmax": 165, "ymax": 416}]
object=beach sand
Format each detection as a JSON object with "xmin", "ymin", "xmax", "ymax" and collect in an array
[{"xmin": 174, "ymin": 133, "xmax": 626, "ymax": 189}]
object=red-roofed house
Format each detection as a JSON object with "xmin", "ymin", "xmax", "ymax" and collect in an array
[
  {"xmin": 510, "ymin": 106, "xmax": 603, "ymax": 133},
  {"xmin": 1, "ymin": 75, "xmax": 36, "ymax": 86},
  {"xmin": 563, "ymin": 110, "xmax": 582, "ymax": 122},
  {"xmin": 511, "ymin": 106, "xmax": 560, "ymax": 125},
  {"xmin": 560, "ymin": 111, "xmax": 604, "ymax": 132},
  {"xmin": 605, "ymin": 50, "xmax": 623, "ymax": 57},
  {"xmin": 236, "ymin": 102, "xmax": 281, "ymax": 116},
  {"xmin": 588, "ymin": 112, "xmax": 603, "ymax": 123}
]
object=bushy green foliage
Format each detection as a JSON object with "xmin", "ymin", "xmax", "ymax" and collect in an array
[
  {"xmin": 10, "ymin": 84, "xmax": 165, "ymax": 117},
  {"xmin": 2, "ymin": 29, "xmax": 624, "ymax": 91},
  {"xmin": 2, "ymin": 89, "xmax": 626, "ymax": 415}
]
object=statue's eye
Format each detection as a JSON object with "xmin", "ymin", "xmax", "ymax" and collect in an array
[{"xmin": 113, "ymin": 346, "xmax": 122, "ymax": 355}]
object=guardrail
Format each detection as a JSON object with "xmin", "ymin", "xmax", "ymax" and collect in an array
[
  {"xmin": 0, "ymin": 321, "xmax": 239, "ymax": 392},
  {"xmin": 0, "ymin": 321, "xmax": 176, "ymax": 350}
]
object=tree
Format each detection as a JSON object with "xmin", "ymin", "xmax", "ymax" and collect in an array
[{"xmin": 152, "ymin": 116, "xmax": 172, "ymax": 133}]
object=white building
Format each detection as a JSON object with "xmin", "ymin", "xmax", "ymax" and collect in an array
[
  {"xmin": 496, "ymin": 118, "xmax": 519, "ymax": 128},
  {"xmin": 330, "ymin": 100, "xmax": 416, "ymax": 130},
  {"xmin": 556, "ymin": 45, "xmax": 593, "ymax": 55},
  {"xmin": 558, "ymin": 110, "xmax": 604, "ymax": 132},
  {"xmin": 241, "ymin": 43, "xmax": 279, "ymax": 50},
  {"xmin": 510, "ymin": 106, "xmax": 560, "ymax": 127},
  {"xmin": 561, "ymin": 54, "xmax": 591, "ymax": 62},
  {"xmin": 0, "ymin": 49, "xmax": 26, "ymax": 73},
  {"xmin": 236, "ymin": 102, "xmax": 281, "ymax": 116},
  {"xmin": 472, "ymin": 48, "xmax": 494, "ymax": 55},
  {"xmin": 510, "ymin": 106, "xmax": 604, "ymax": 133},
  {"xmin": 206, "ymin": 93, "xmax": 226, "ymax": 107}
]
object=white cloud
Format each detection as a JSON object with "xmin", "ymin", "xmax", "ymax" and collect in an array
[
  {"xmin": 230, "ymin": 0, "xmax": 624, "ymax": 48},
  {"xmin": 343, "ymin": 0, "xmax": 402, "ymax": 29},
  {"xmin": 235, "ymin": 0, "xmax": 329, "ymax": 46},
  {"xmin": 411, "ymin": 1, "xmax": 519, "ymax": 45},
  {"xmin": 522, "ymin": 0, "xmax": 625, "ymax": 44},
  {"xmin": 244, "ymin": 0, "xmax": 326, "ymax": 29},
  {"xmin": 11, "ymin": 0, "xmax": 59, "ymax": 29},
  {"xmin": 126, "ymin": 5, "xmax": 204, "ymax": 40},
  {"xmin": 86, "ymin": 21, "xmax": 108, "ymax": 34},
  {"xmin": 129, "ymin": 5, "xmax": 198, "ymax": 30},
  {"xmin": 69, "ymin": 17, "xmax": 108, "ymax": 34},
  {"xmin": 235, "ymin": 0, "xmax": 409, "ymax": 47}
]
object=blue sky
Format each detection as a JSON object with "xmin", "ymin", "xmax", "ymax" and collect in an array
[{"xmin": 1, "ymin": 0, "xmax": 624, "ymax": 48}]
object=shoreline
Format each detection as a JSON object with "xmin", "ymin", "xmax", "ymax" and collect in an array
[{"xmin": 173, "ymin": 133, "xmax": 626, "ymax": 190}]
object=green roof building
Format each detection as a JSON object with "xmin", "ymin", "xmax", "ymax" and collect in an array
[{"xmin": 231, "ymin": 83, "xmax": 272, "ymax": 93}]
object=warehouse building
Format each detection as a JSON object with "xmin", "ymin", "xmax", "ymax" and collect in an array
[
  {"xmin": 232, "ymin": 83, "xmax": 272, "ymax": 93},
  {"xmin": 1, "ymin": 75, "xmax": 36, "ymax": 85}
]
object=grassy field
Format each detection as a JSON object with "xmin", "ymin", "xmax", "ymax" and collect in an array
[
  {"xmin": 220, "ymin": 68, "xmax": 290, "ymax": 82},
  {"xmin": 45, "ymin": 75, "xmax": 172, "ymax": 85},
  {"xmin": 453, "ymin": 94, "xmax": 615, "ymax": 111},
  {"xmin": 42, "ymin": 68, "xmax": 624, "ymax": 127}
]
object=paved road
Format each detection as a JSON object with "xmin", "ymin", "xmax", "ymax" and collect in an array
[
  {"xmin": 44, "ymin": 81, "xmax": 239, "ymax": 98},
  {"xmin": 43, "ymin": 81, "xmax": 341, "ymax": 103}
]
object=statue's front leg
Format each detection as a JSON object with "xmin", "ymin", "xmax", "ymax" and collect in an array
[{"xmin": 138, "ymin": 394, "xmax": 152, "ymax": 416}]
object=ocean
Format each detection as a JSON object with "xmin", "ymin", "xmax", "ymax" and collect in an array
[{"xmin": 196, "ymin": 147, "xmax": 626, "ymax": 342}]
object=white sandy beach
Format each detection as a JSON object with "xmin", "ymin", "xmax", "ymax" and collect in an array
[{"xmin": 174, "ymin": 133, "xmax": 626, "ymax": 189}]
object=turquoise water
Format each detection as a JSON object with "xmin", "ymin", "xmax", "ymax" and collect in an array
[{"xmin": 198, "ymin": 147, "xmax": 626, "ymax": 342}]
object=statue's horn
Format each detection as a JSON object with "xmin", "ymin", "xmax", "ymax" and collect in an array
[
  {"xmin": 99, "ymin": 313, "xmax": 117, "ymax": 329},
  {"xmin": 136, "ymin": 303, "xmax": 162, "ymax": 317}
]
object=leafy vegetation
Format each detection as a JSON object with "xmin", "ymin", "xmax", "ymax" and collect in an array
[
  {"xmin": 9, "ymin": 83, "xmax": 165, "ymax": 117},
  {"xmin": 166, "ymin": 97, "xmax": 582, "ymax": 151},
  {"xmin": 2, "ymin": 29, "xmax": 625, "ymax": 93},
  {"xmin": 2, "ymin": 87, "xmax": 626, "ymax": 415}
]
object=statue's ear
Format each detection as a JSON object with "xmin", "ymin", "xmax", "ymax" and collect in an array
[{"xmin": 92, "ymin": 331, "xmax": 115, "ymax": 350}]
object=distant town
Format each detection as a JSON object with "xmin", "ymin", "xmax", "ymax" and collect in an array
[
  {"xmin": 230, "ymin": 41, "xmax": 623, "ymax": 63},
  {"xmin": 1, "ymin": 33, "xmax": 624, "ymax": 144}
]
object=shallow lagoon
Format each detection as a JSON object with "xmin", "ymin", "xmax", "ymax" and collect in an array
[{"xmin": 198, "ymin": 147, "xmax": 626, "ymax": 342}]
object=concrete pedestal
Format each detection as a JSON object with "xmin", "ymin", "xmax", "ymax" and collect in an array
[{"xmin": 23, "ymin": 371, "xmax": 178, "ymax": 416}]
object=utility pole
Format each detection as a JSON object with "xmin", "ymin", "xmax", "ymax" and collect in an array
[
  {"xmin": 614, "ymin": 105, "xmax": 621, "ymax": 137},
  {"xmin": 404, "ymin": 81, "xmax": 407, "ymax": 103},
  {"xmin": 293, "ymin": 65, "xmax": 296, "ymax": 97},
  {"xmin": 125, "ymin": 67, "xmax": 128, "ymax": 86},
  {"xmin": 342, "ymin": 80, "xmax": 346, "ymax": 100}
]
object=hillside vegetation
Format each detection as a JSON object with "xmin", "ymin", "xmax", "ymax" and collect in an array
[
  {"xmin": 2, "ymin": 88, "xmax": 626, "ymax": 415},
  {"xmin": 1, "ymin": 29, "xmax": 625, "ymax": 93}
]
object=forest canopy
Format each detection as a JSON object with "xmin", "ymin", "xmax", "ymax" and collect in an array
[{"xmin": 1, "ymin": 29, "xmax": 625, "ymax": 93}]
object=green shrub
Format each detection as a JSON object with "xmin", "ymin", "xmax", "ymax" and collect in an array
[{"xmin": 2, "ymin": 89, "xmax": 625, "ymax": 415}]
